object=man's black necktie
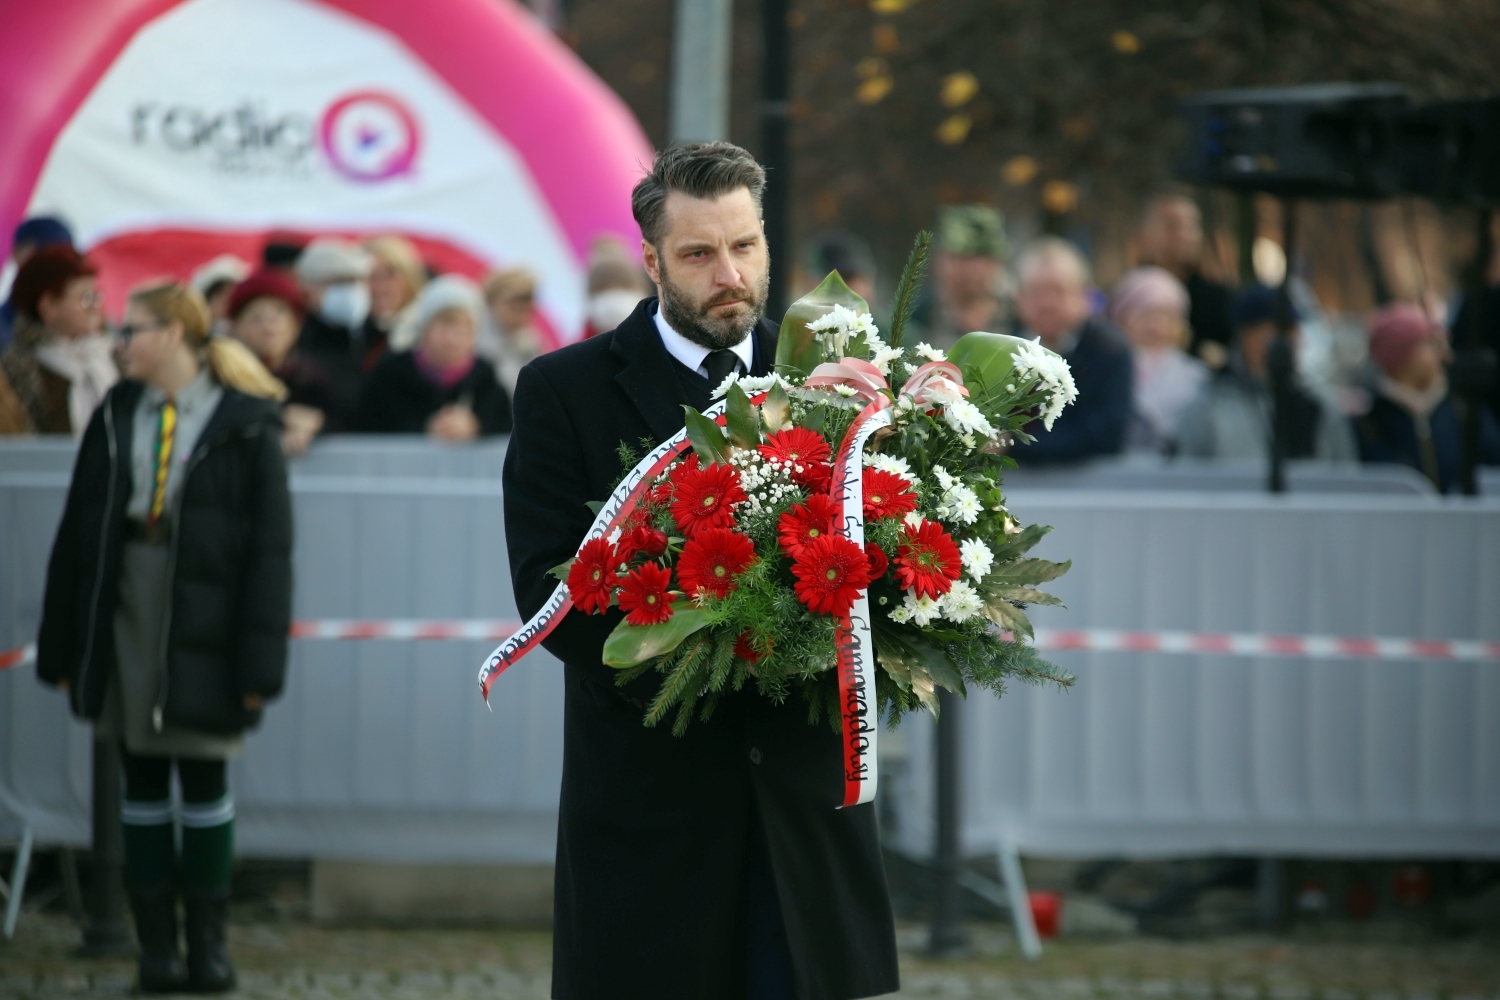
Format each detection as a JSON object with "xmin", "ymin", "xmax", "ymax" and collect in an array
[{"xmin": 702, "ymin": 349, "xmax": 741, "ymax": 388}]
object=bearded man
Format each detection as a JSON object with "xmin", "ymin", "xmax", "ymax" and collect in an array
[{"xmin": 502, "ymin": 143, "xmax": 899, "ymax": 999}]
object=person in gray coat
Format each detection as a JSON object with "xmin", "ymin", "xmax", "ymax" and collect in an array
[{"xmin": 1177, "ymin": 285, "xmax": 1356, "ymax": 462}]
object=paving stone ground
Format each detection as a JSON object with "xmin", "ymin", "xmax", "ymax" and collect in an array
[{"xmin": 3, "ymin": 912, "xmax": 1498, "ymax": 1000}]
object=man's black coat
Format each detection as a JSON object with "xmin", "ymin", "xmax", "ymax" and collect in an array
[{"xmin": 503, "ymin": 299, "xmax": 899, "ymax": 1000}]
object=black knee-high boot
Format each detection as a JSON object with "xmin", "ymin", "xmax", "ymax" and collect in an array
[
  {"xmin": 122, "ymin": 797, "xmax": 187, "ymax": 993},
  {"xmin": 181, "ymin": 795, "xmax": 236, "ymax": 993}
]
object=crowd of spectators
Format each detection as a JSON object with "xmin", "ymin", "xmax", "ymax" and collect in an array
[
  {"xmin": 890, "ymin": 194, "xmax": 1500, "ymax": 491},
  {"xmin": 0, "ymin": 199, "xmax": 1497, "ymax": 491},
  {"xmin": 0, "ymin": 220, "xmax": 649, "ymax": 455}
]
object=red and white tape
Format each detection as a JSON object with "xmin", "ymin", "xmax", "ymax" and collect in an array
[{"xmin": 3, "ymin": 624, "xmax": 1497, "ymax": 673}]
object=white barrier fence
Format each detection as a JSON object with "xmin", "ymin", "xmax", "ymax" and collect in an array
[{"xmin": 3, "ymin": 439, "xmax": 1499, "ymax": 866}]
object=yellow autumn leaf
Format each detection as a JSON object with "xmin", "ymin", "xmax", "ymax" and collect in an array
[
  {"xmin": 940, "ymin": 71, "xmax": 979, "ymax": 108},
  {"xmin": 1042, "ymin": 180, "xmax": 1079, "ymax": 213},
  {"xmin": 1002, "ymin": 155, "xmax": 1038, "ymax": 186},
  {"xmin": 857, "ymin": 75, "xmax": 894, "ymax": 105},
  {"xmin": 936, "ymin": 113, "xmax": 972, "ymax": 145},
  {"xmin": 1111, "ymin": 30, "xmax": 1140, "ymax": 53}
]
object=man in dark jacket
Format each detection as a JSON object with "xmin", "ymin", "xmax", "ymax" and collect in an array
[
  {"xmin": 293, "ymin": 238, "xmax": 382, "ymax": 421},
  {"xmin": 1138, "ymin": 190, "xmax": 1235, "ymax": 369},
  {"xmin": 1008, "ymin": 237, "xmax": 1133, "ymax": 464},
  {"xmin": 503, "ymin": 143, "xmax": 899, "ymax": 1000}
]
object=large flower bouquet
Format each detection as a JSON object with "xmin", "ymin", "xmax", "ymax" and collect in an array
[{"xmin": 480, "ymin": 235, "xmax": 1076, "ymax": 805}]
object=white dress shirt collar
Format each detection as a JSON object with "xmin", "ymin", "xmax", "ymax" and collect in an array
[{"xmin": 652, "ymin": 300, "xmax": 754, "ymax": 378}]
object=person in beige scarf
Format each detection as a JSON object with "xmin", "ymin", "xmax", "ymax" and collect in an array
[{"xmin": 0, "ymin": 245, "xmax": 117, "ymax": 435}]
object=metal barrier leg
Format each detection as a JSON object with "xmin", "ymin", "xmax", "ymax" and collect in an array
[
  {"xmin": 3, "ymin": 826, "xmax": 34, "ymax": 940},
  {"xmin": 998, "ymin": 841, "xmax": 1042, "ymax": 961}
]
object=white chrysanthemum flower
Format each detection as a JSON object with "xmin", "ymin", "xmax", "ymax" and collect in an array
[
  {"xmin": 903, "ymin": 510, "xmax": 924, "ymax": 529},
  {"xmin": 711, "ymin": 371, "xmax": 791, "ymax": 399},
  {"xmin": 870, "ymin": 345, "xmax": 903, "ymax": 375},
  {"xmin": 931, "ymin": 465, "xmax": 956, "ymax": 490},
  {"xmin": 940, "ymin": 580, "xmax": 985, "ymax": 622},
  {"xmin": 902, "ymin": 362, "xmax": 920, "ymax": 375},
  {"xmin": 942, "ymin": 397, "xmax": 996, "ymax": 439},
  {"xmin": 897, "ymin": 591, "xmax": 943, "ymax": 627},
  {"xmin": 1010, "ymin": 339, "xmax": 1079, "ymax": 431},
  {"xmin": 960, "ymin": 537, "xmax": 994, "ymax": 580},
  {"xmin": 864, "ymin": 452, "xmax": 914, "ymax": 482},
  {"xmin": 833, "ymin": 384, "xmax": 859, "ymax": 397},
  {"xmin": 888, "ymin": 602, "xmax": 914, "ymax": 624},
  {"xmin": 914, "ymin": 342, "xmax": 947, "ymax": 362},
  {"xmin": 937, "ymin": 483, "xmax": 982, "ymax": 525},
  {"xmin": 607, "ymin": 526, "xmax": 622, "ymax": 545}
]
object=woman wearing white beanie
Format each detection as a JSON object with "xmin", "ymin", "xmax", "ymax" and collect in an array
[{"xmin": 352, "ymin": 274, "xmax": 512, "ymax": 439}]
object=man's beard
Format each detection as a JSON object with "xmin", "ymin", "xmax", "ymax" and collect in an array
[{"xmin": 658, "ymin": 259, "xmax": 770, "ymax": 351}]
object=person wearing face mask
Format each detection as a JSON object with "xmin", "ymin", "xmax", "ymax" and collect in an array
[
  {"xmin": 581, "ymin": 235, "xmax": 652, "ymax": 341},
  {"xmin": 0, "ymin": 245, "xmax": 118, "ymax": 436},
  {"xmin": 355, "ymin": 275, "xmax": 512, "ymax": 439},
  {"xmin": 293, "ymin": 238, "xmax": 377, "ymax": 424}
]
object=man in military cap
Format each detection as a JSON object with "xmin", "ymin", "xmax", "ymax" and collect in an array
[{"xmin": 908, "ymin": 205, "xmax": 1010, "ymax": 349}]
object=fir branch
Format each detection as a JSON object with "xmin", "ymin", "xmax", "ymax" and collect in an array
[{"xmin": 887, "ymin": 230, "xmax": 933, "ymax": 352}]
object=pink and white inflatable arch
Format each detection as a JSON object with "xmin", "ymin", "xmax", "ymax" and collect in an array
[{"xmin": 0, "ymin": 0, "xmax": 654, "ymax": 343}]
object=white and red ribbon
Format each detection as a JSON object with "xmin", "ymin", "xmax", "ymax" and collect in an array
[
  {"xmin": 474, "ymin": 397, "xmax": 736, "ymax": 702},
  {"xmin": 828, "ymin": 398, "xmax": 894, "ymax": 808}
]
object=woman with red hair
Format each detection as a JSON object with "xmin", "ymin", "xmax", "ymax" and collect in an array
[{"xmin": 0, "ymin": 245, "xmax": 117, "ymax": 435}]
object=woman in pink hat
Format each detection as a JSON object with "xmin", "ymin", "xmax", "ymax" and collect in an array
[{"xmin": 1355, "ymin": 304, "xmax": 1500, "ymax": 492}]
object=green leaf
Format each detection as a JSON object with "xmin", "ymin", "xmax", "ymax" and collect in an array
[
  {"xmin": 584, "ymin": 500, "xmax": 605, "ymax": 515},
  {"xmin": 886, "ymin": 230, "xmax": 932, "ymax": 350},
  {"xmin": 724, "ymin": 383, "xmax": 763, "ymax": 448},
  {"xmin": 761, "ymin": 381, "xmax": 793, "ymax": 433},
  {"xmin": 988, "ymin": 523, "xmax": 1052, "ymax": 563},
  {"xmin": 681, "ymin": 405, "xmax": 732, "ymax": 464},
  {"xmin": 981, "ymin": 598, "xmax": 1035, "ymax": 638},
  {"xmin": 987, "ymin": 585, "xmax": 1065, "ymax": 607},
  {"xmin": 873, "ymin": 620, "xmax": 966, "ymax": 704},
  {"xmin": 547, "ymin": 558, "xmax": 575, "ymax": 582},
  {"xmin": 948, "ymin": 331, "xmax": 1061, "ymax": 409},
  {"xmin": 602, "ymin": 608, "xmax": 717, "ymax": 668},
  {"xmin": 774, "ymin": 270, "xmax": 870, "ymax": 378},
  {"xmin": 985, "ymin": 557, "xmax": 1071, "ymax": 586}
]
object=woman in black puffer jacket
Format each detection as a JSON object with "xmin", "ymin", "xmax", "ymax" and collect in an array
[{"xmin": 37, "ymin": 281, "xmax": 291, "ymax": 995}]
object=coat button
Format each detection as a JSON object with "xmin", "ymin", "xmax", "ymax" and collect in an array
[{"xmin": 749, "ymin": 747, "xmax": 762, "ymax": 765}]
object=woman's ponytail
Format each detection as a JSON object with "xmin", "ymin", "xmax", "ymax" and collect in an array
[
  {"xmin": 206, "ymin": 336, "xmax": 288, "ymax": 401},
  {"xmin": 128, "ymin": 280, "xmax": 287, "ymax": 401}
]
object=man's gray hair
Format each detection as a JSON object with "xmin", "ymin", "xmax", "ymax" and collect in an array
[
  {"xmin": 1015, "ymin": 237, "xmax": 1092, "ymax": 290},
  {"xmin": 632, "ymin": 142, "xmax": 766, "ymax": 247}
]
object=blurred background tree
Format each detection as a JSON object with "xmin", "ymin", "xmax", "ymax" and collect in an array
[{"xmin": 560, "ymin": 0, "xmax": 1500, "ymax": 312}]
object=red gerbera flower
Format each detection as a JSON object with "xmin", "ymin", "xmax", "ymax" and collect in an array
[
  {"xmin": 668, "ymin": 461, "xmax": 747, "ymax": 537},
  {"xmin": 759, "ymin": 427, "xmax": 831, "ymax": 470},
  {"xmin": 734, "ymin": 631, "xmax": 772, "ymax": 664},
  {"xmin": 791, "ymin": 534, "xmax": 872, "ymax": 616},
  {"xmin": 896, "ymin": 520, "xmax": 962, "ymax": 599},
  {"xmin": 676, "ymin": 528, "xmax": 756, "ymax": 598},
  {"xmin": 760, "ymin": 427, "xmax": 835, "ymax": 491},
  {"xmin": 616, "ymin": 562, "xmax": 676, "ymax": 625},
  {"xmin": 777, "ymin": 493, "xmax": 839, "ymax": 559},
  {"xmin": 865, "ymin": 542, "xmax": 889, "ymax": 579},
  {"xmin": 862, "ymin": 468, "xmax": 919, "ymax": 521},
  {"xmin": 566, "ymin": 537, "xmax": 618, "ymax": 615}
]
